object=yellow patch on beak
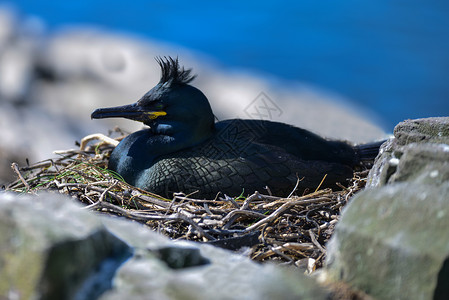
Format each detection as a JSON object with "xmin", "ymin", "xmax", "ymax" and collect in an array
[{"xmin": 146, "ymin": 111, "xmax": 167, "ymax": 120}]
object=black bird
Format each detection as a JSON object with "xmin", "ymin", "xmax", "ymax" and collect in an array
[{"xmin": 92, "ymin": 57, "xmax": 382, "ymax": 199}]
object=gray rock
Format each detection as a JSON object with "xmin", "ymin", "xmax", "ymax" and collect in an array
[
  {"xmin": 101, "ymin": 244, "xmax": 327, "ymax": 300},
  {"xmin": 0, "ymin": 192, "xmax": 131, "ymax": 300},
  {"xmin": 0, "ymin": 191, "xmax": 329, "ymax": 300},
  {"xmin": 326, "ymin": 182, "xmax": 449, "ymax": 300},
  {"xmin": 101, "ymin": 214, "xmax": 328, "ymax": 300},
  {"xmin": 388, "ymin": 143, "xmax": 449, "ymax": 185},
  {"xmin": 367, "ymin": 117, "xmax": 449, "ymax": 187},
  {"xmin": 394, "ymin": 117, "xmax": 449, "ymax": 146},
  {"xmin": 365, "ymin": 137, "xmax": 395, "ymax": 187}
]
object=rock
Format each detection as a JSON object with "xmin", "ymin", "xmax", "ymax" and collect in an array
[
  {"xmin": 365, "ymin": 137, "xmax": 394, "ymax": 187},
  {"xmin": 0, "ymin": 191, "xmax": 329, "ymax": 300},
  {"xmin": 326, "ymin": 182, "xmax": 449, "ymax": 300},
  {"xmin": 394, "ymin": 117, "xmax": 449, "ymax": 146},
  {"xmin": 367, "ymin": 117, "xmax": 449, "ymax": 187},
  {"xmin": 331, "ymin": 117, "xmax": 449, "ymax": 299},
  {"xmin": 101, "ymin": 213, "xmax": 329, "ymax": 300},
  {"xmin": 388, "ymin": 143, "xmax": 449, "ymax": 185},
  {"xmin": 0, "ymin": 192, "xmax": 132, "ymax": 300}
]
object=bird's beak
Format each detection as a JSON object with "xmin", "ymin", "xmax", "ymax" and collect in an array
[{"xmin": 91, "ymin": 103, "xmax": 167, "ymax": 122}]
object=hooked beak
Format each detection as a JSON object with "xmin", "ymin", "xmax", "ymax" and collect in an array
[{"xmin": 91, "ymin": 103, "xmax": 167, "ymax": 122}]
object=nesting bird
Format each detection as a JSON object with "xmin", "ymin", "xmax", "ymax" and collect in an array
[{"xmin": 92, "ymin": 57, "xmax": 381, "ymax": 198}]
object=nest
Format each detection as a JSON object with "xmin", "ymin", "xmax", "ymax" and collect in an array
[{"xmin": 6, "ymin": 132, "xmax": 369, "ymax": 273}]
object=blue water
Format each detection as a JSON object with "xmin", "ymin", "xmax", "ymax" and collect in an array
[{"xmin": 6, "ymin": 0, "xmax": 449, "ymax": 130}]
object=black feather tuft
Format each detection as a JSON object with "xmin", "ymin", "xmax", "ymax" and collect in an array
[{"xmin": 155, "ymin": 56, "xmax": 196, "ymax": 86}]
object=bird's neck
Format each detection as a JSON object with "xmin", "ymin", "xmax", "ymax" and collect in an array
[{"xmin": 151, "ymin": 121, "xmax": 215, "ymax": 156}]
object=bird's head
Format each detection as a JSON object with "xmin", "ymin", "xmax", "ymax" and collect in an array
[{"xmin": 91, "ymin": 57, "xmax": 215, "ymax": 145}]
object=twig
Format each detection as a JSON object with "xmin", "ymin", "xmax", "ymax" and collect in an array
[
  {"xmin": 220, "ymin": 194, "xmax": 240, "ymax": 209},
  {"xmin": 240, "ymin": 191, "xmax": 262, "ymax": 210},
  {"xmin": 308, "ymin": 229, "xmax": 326, "ymax": 253},
  {"xmin": 287, "ymin": 175, "xmax": 304, "ymax": 198},
  {"xmin": 314, "ymin": 174, "xmax": 328, "ymax": 192},
  {"xmin": 79, "ymin": 133, "xmax": 119, "ymax": 151},
  {"xmin": 11, "ymin": 163, "xmax": 30, "ymax": 191},
  {"xmin": 221, "ymin": 209, "xmax": 268, "ymax": 229}
]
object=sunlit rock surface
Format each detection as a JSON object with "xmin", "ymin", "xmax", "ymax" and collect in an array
[{"xmin": 367, "ymin": 117, "xmax": 449, "ymax": 187}]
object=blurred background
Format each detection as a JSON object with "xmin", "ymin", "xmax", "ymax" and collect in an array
[{"xmin": 0, "ymin": 1, "xmax": 448, "ymax": 183}]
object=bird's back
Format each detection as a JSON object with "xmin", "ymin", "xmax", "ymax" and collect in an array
[
  {"xmin": 216, "ymin": 119, "xmax": 358, "ymax": 165},
  {"xmin": 135, "ymin": 119, "xmax": 355, "ymax": 198}
]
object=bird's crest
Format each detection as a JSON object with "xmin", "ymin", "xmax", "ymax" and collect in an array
[{"xmin": 156, "ymin": 56, "xmax": 196, "ymax": 86}]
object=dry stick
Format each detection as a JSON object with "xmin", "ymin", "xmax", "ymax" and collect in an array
[
  {"xmin": 240, "ymin": 191, "xmax": 263, "ymax": 210},
  {"xmin": 166, "ymin": 204, "xmax": 197, "ymax": 219},
  {"xmin": 54, "ymin": 149, "xmax": 93, "ymax": 156},
  {"xmin": 308, "ymin": 229, "xmax": 326, "ymax": 253},
  {"xmin": 78, "ymin": 133, "xmax": 119, "ymax": 151},
  {"xmin": 259, "ymin": 223, "xmax": 269, "ymax": 244},
  {"xmin": 164, "ymin": 196, "xmax": 180, "ymax": 215},
  {"xmin": 11, "ymin": 163, "xmax": 30, "ymax": 191},
  {"xmin": 19, "ymin": 160, "xmax": 54, "ymax": 171},
  {"xmin": 170, "ymin": 202, "xmax": 199, "ymax": 214},
  {"xmin": 220, "ymin": 194, "xmax": 240, "ymax": 209},
  {"xmin": 319, "ymin": 219, "xmax": 338, "ymax": 230},
  {"xmin": 221, "ymin": 209, "xmax": 268, "ymax": 229},
  {"xmin": 203, "ymin": 203, "xmax": 213, "ymax": 215},
  {"xmin": 253, "ymin": 193, "xmax": 282, "ymax": 202},
  {"xmin": 100, "ymin": 181, "xmax": 118, "ymax": 202},
  {"xmin": 83, "ymin": 181, "xmax": 119, "ymax": 210},
  {"xmin": 64, "ymin": 165, "xmax": 108, "ymax": 183},
  {"xmin": 314, "ymin": 174, "xmax": 328, "ymax": 192},
  {"xmin": 252, "ymin": 248, "xmax": 275, "ymax": 261},
  {"xmin": 125, "ymin": 207, "xmax": 214, "ymax": 240},
  {"xmin": 86, "ymin": 200, "xmax": 160, "ymax": 221},
  {"xmin": 269, "ymin": 245, "xmax": 295, "ymax": 263},
  {"xmin": 282, "ymin": 242, "xmax": 315, "ymax": 251},
  {"xmin": 80, "ymin": 194, "xmax": 96, "ymax": 205},
  {"xmin": 342, "ymin": 184, "xmax": 355, "ymax": 203},
  {"xmin": 134, "ymin": 194, "xmax": 171, "ymax": 209},
  {"xmin": 89, "ymin": 180, "xmax": 114, "ymax": 185},
  {"xmin": 55, "ymin": 182, "xmax": 124, "ymax": 204},
  {"xmin": 165, "ymin": 197, "xmax": 199, "ymax": 219},
  {"xmin": 269, "ymin": 232, "xmax": 303, "ymax": 240},
  {"xmin": 261, "ymin": 194, "xmax": 332, "ymax": 209},
  {"xmin": 315, "ymin": 251, "xmax": 326, "ymax": 264},
  {"xmin": 167, "ymin": 196, "xmax": 199, "ymax": 213},
  {"xmin": 244, "ymin": 191, "xmax": 332, "ymax": 233},
  {"xmin": 174, "ymin": 213, "xmax": 215, "ymax": 240},
  {"xmin": 274, "ymin": 244, "xmax": 310, "ymax": 261},
  {"xmin": 172, "ymin": 196, "xmax": 227, "ymax": 204},
  {"xmin": 222, "ymin": 215, "xmax": 239, "ymax": 230},
  {"xmin": 287, "ymin": 176, "xmax": 304, "ymax": 199},
  {"xmin": 17, "ymin": 171, "xmax": 59, "ymax": 188}
]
